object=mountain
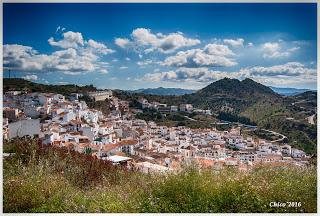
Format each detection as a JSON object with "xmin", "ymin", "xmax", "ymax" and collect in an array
[
  {"xmin": 181, "ymin": 78, "xmax": 282, "ymax": 114},
  {"xmin": 270, "ymin": 86, "xmax": 312, "ymax": 96},
  {"xmin": 197, "ymin": 78, "xmax": 277, "ymax": 98},
  {"xmin": 131, "ymin": 87, "xmax": 196, "ymax": 96}
]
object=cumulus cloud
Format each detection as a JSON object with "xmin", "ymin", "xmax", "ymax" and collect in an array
[
  {"xmin": 87, "ymin": 39, "xmax": 114, "ymax": 54},
  {"xmin": 3, "ymin": 44, "xmax": 33, "ymax": 69},
  {"xmin": 63, "ymin": 71, "xmax": 82, "ymax": 75},
  {"xmin": 4, "ymin": 30, "xmax": 114, "ymax": 74},
  {"xmin": 22, "ymin": 74, "xmax": 38, "ymax": 81},
  {"xmin": 287, "ymin": 47, "xmax": 300, "ymax": 53},
  {"xmin": 238, "ymin": 62, "xmax": 315, "ymax": 78},
  {"xmin": 48, "ymin": 31, "xmax": 84, "ymax": 49},
  {"xmin": 115, "ymin": 38, "xmax": 131, "ymax": 49},
  {"xmin": 115, "ymin": 28, "xmax": 200, "ymax": 53},
  {"xmin": 262, "ymin": 42, "xmax": 299, "ymax": 59},
  {"xmin": 100, "ymin": 69, "xmax": 108, "ymax": 74},
  {"xmin": 143, "ymin": 62, "xmax": 316, "ymax": 87},
  {"xmin": 4, "ymin": 45, "xmax": 100, "ymax": 73},
  {"xmin": 137, "ymin": 59, "xmax": 155, "ymax": 66},
  {"xmin": 143, "ymin": 67, "xmax": 231, "ymax": 83},
  {"xmin": 223, "ymin": 38, "xmax": 244, "ymax": 47},
  {"xmin": 162, "ymin": 43, "xmax": 237, "ymax": 68},
  {"xmin": 238, "ymin": 62, "xmax": 316, "ymax": 87}
]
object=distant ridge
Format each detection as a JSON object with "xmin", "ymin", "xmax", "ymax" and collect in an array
[
  {"xmin": 131, "ymin": 87, "xmax": 196, "ymax": 96},
  {"xmin": 269, "ymin": 86, "xmax": 313, "ymax": 96}
]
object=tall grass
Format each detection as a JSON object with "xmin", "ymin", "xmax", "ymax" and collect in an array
[{"xmin": 3, "ymin": 138, "xmax": 317, "ymax": 213}]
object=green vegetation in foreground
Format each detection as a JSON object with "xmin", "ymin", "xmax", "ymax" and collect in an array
[{"xmin": 3, "ymin": 138, "xmax": 317, "ymax": 213}]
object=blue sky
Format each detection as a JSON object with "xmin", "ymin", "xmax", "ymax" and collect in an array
[{"xmin": 3, "ymin": 3, "xmax": 317, "ymax": 90}]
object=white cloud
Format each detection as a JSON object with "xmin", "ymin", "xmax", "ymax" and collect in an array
[
  {"xmin": 262, "ymin": 42, "xmax": 299, "ymax": 59},
  {"xmin": 4, "ymin": 44, "xmax": 41, "ymax": 71},
  {"xmin": 125, "ymin": 57, "xmax": 131, "ymax": 61},
  {"xmin": 287, "ymin": 47, "xmax": 300, "ymax": 53},
  {"xmin": 99, "ymin": 62, "xmax": 110, "ymax": 66},
  {"xmin": 57, "ymin": 81, "xmax": 69, "ymax": 85},
  {"xmin": 115, "ymin": 38, "xmax": 131, "ymax": 49},
  {"xmin": 48, "ymin": 31, "xmax": 114, "ymax": 55},
  {"xmin": 55, "ymin": 26, "xmax": 61, "ymax": 33},
  {"xmin": 143, "ymin": 67, "xmax": 231, "ymax": 83},
  {"xmin": 22, "ymin": 74, "xmax": 38, "ymax": 81},
  {"xmin": 115, "ymin": 28, "xmax": 200, "ymax": 53},
  {"xmin": 63, "ymin": 71, "xmax": 82, "ymax": 75},
  {"xmin": 3, "ymin": 45, "xmax": 98, "ymax": 73},
  {"xmin": 48, "ymin": 31, "xmax": 84, "ymax": 49},
  {"xmin": 119, "ymin": 66, "xmax": 128, "ymax": 69},
  {"xmin": 100, "ymin": 69, "xmax": 108, "ymax": 74},
  {"xmin": 4, "ymin": 30, "xmax": 114, "ymax": 74},
  {"xmin": 55, "ymin": 26, "xmax": 66, "ymax": 33},
  {"xmin": 143, "ymin": 62, "xmax": 316, "ymax": 87},
  {"xmin": 223, "ymin": 38, "xmax": 244, "ymax": 47},
  {"xmin": 87, "ymin": 39, "xmax": 114, "ymax": 54},
  {"xmin": 248, "ymin": 42, "xmax": 253, "ymax": 47},
  {"xmin": 162, "ymin": 43, "xmax": 237, "ymax": 68},
  {"xmin": 137, "ymin": 59, "xmax": 155, "ymax": 66},
  {"xmin": 238, "ymin": 62, "xmax": 315, "ymax": 78}
]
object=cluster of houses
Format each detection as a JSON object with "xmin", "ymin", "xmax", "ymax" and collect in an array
[
  {"xmin": 3, "ymin": 90, "xmax": 309, "ymax": 174},
  {"xmin": 138, "ymin": 98, "xmax": 211, "ymax": 115}
]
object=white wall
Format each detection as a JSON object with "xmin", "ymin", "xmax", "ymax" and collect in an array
[{"xmin": 9, "ymin": 119, "xmax": 40, "ymax": 139}]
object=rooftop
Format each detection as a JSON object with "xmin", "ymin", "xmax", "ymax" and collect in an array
[{"xmin": 106, "ymin": 155, "xmax": 132, "ymax": 163}]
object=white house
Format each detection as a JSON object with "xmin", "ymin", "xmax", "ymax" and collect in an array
[
  {"xmin": 24, "ymin": 106, "xmax": 40, "ymax": 118},
  {"xmin": 291, "ymin": 148, "xmax": 306, "ymax": 158},
  {"xmin": 8, "ymin": 119, "xmax": 41, "ymax": 139},
  {"xmin": 63, "ymin": 111, "xmax": 76, "ymax": 123}
]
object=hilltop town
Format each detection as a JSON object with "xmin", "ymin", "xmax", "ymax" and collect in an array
[{"xmin": 3, "ymin": 88, "xmax": 310, "ymax": 174}]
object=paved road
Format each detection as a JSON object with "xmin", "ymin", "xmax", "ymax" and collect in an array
[
  {"xmin": 261, "ymin": 129, "xmax": 287, "ymax": 143},
  {"xmin": 184, "ymin": 116, "xmax": 197, "ymax": 121}
]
